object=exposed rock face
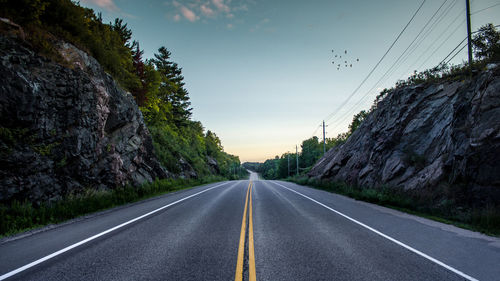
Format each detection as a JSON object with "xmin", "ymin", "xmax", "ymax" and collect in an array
[
  {"xmin": 0, "ymin": 36, "xmax": 169, "ymax": 204},
  {"xmin": 309, "ymin": 65, "xmax": 500, "ymax": 205}
]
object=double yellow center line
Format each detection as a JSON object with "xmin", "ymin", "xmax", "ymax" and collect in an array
[{"xmin": 235, "ymin": 181, "xmax": 256, "ymax": 281}]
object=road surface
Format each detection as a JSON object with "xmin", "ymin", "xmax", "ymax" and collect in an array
[{"xmin": 1, "ymin": 172, "xmax": 499, "ymax": 280}]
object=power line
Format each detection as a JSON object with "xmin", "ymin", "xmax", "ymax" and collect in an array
[
  {"xmin": 416, "ymin": 17, "xmax": 465, "ymax": 70},
  {"xmin": 438, "ymin": 37, "xmax": 468, "ymax": 66},
  {"xmin": 380, "ymin": 0, "xmax": 449, "ymax": 82},
  {"xmin": 446, "ymin": 42, "xmax": 468, "ymax": 64},
  {"xmin": 471, "ymin": 2, "xmax": 500, "ymax": 14},
  {"xmin": 382, "ymin": 0, "xmax": 460, "ymax": 83},
  {"xmin": 393, "ymin": 0, "xmax": 460, "ymax": 77},
  {"xmin": 322, "ymin": 0, "xmax": 427, "ymax": 124}
]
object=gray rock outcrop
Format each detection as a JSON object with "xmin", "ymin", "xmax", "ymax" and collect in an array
[
  {"xmin": 0, "ymin": 36, "xmax": 169, "ymax": 204},
  {"xmin": 309, "ymin": 65, "xmax": 500, "ymax": 205}
]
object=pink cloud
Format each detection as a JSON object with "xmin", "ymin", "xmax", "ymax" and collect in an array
[
  {"xmin": 170, "ymin": 0, "xmax": 246, "ymax": 23},
  {"xmin": 82, "ymin": 0, "xmax": 118, "ymax": 11},
  {"xmin": 172, "ymin": 1, "xmax": 197, "ymax": 22},
  {"xmin": 200, "ymin": 4, "xmax": 215, "ymax": 17},
  {"xmin": 212, "ymin": 0, "xmax": 230, "ymax": 13},
  {"xmin": 180, "ymin": 6, "xmax": 197, "ymax": 22}
]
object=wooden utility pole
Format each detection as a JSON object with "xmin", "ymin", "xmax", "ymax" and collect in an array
[
  {"xmin": 287, "ymin": 153, "xmax": 290, "ymax": 176},
  {"xmin": 296, "ymin": 145, "xmax": 299, "ymax": 176},
  {"xmin": 466, "ymin": 0, "xmax": 473, "ymax": 68},
  {"xmin": 323, "ymin": 120, "xmax": 326, "ymax": 155}
]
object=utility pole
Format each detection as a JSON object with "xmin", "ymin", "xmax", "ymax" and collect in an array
[
  {"xmin": 466, "ymin": 0, "xmax": 473, "ymax": 69},
  {"xmin": 287, "ymin": 153, "xmax": 290, "ymax": 176},
  {"xmin": 296, "ymin": 145, "xmax": 299, "ymax": 176},
  {"xmin": 323, "ymin": 120, "xmax": 326, "ymax": 155}
]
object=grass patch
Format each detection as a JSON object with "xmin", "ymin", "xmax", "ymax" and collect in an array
[
  {"xmin": 0, "ymin": 175, "xmax": 230, "ymax": 237},
  {"xmin": 285, "ymin": 176, "xmax": 500, "ymax": 236}
]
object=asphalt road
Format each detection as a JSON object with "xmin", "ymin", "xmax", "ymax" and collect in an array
[{"xmin": 1, "ymin": 172, "xmax": 499, "ymax": 280}]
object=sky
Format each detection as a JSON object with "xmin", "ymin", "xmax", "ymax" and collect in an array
[{"xmin": 80, "ymin": 0, "xmax": 499, "ymax": 162}]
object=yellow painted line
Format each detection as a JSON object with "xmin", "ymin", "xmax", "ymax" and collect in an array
[
  {"xmin": 234, "ymin": 181, "xmax": 251, "ymax": 281},
  {"xmin": 248, "ymin": 182, "xmax": 257, "ymax": 281}
]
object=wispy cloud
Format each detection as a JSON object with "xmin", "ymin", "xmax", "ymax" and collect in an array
[
  {"xmin": 212, "ymin": 0, "xmax": 230, "ymax": 13},
  {"xmin": 181, "ymin": 6, "xmax": 197, "ymax": 22},
  {"xmin": 82, "ymin": 0, "xmax": 118, "ymax": 11},
  {"xmin": 172, "ymin": 1, "xmax": 198, "ymax": 22},
  {"xmin": 200, "ymin": 4, "xmax": 215, "ymax": 17},
  {"xmin": 168, "ymin": 0, "xmax": 248, "ymax": 23}
]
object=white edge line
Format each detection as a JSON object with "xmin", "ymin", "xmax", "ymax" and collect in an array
[
  {"xmin": 0, "ymin": 181, "xmax": 230, "ymax": 280},
  {"xmin": 272, "ymin": 181, "xmax": 479, "ymax": 281}
]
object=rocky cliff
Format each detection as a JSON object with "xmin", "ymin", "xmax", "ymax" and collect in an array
[
  {"xmin": 0, "ymin": 35, "xmax": 169, "ymax": 204},
  {"xmin": 309, "ymin": 65, "xmax": 500, "ymax": 205}
]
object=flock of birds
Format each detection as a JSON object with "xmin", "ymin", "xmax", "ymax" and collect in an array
[{"xmin": 331, "ymin": 49, "xmax": 359, "ymax": 71}]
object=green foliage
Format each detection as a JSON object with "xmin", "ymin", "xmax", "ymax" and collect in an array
[
  {"xmin": 300, "ymin": 137, "xmax": 322, "ymax": 168},
  {"xmin": 348, "ymin": 110, "xmax": 369, "ymax": 135},
  {"xmin": 242, "ymin": 162, "xmax": 260, "ymax": 171},
  {"xmin": 472, "ymin": 23, "xmax": 500, "ymax": 61},
  {"xmin": 148, "ymin": 120, "xmax": 243, "ymax": 179},
  {"xmin": 257, "ymin": 156, "xmax": 281, "ymax": 179},
  {"xmin": 0, "ymin": 176, "xmax": 229, "ymax": 237},
  {"xmin": 0, "ymin": 0, "xmax": 48, "ymax": 25}
]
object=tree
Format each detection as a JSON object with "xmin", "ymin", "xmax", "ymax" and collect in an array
[
  {"xmin": 472, "ymin": 24, "xmax": 500, "ymax": 61},
  {"xmin": 205, "ymin": 130, "xmax": 222, "ymax": 157},
  {"xmin": 300, "ymin": 137, "xmax": 322, "ymax": 168},
  {"xmin": 348, "ymin": 110, "xmax": 369, "ymax": 134},
  {"xmin": 152, "ymin": 47, "xmax": 192, "ymax": 127},
  {"xmin": 112, "ymin": 18, "xmax": 132, "ymax": 47}
]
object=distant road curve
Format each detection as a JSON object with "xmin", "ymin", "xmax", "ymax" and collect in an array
[{"xmin": 1, "ymin": 172, "xmax": 499, "ymax": 280}]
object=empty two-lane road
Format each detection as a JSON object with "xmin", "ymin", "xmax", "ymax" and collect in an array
[{"xmin": 1, "ymin": 174, "xmax": 499, "ymax": 280}]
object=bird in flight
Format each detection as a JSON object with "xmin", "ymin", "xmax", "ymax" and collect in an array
[{"xmin": 330, "ymin": 49, "xmax": 360, "ymax": 71}]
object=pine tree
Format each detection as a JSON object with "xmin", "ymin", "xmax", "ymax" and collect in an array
[
  {"xmin": 152, "ymin": 46, "xmax": 192, "ymax": 127},
  {"xmin": 112, "ymin": 18, "xmax": 132, "ymax": 47}
]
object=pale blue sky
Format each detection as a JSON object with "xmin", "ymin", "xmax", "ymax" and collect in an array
[{"xmin": 81, "ymin": 0, "xmax": 499, "ymax": 162}]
